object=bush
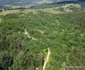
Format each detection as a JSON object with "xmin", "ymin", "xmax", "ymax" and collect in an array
[{"xmin": 0, "ymin": 51, "xmax": 13, "ymax": 70}]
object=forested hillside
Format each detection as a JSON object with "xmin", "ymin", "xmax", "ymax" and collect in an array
[{"xmin": 0, "ymin": 7, "xmax": 85, "ymax": 70}]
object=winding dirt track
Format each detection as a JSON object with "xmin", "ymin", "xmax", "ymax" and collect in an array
[
  {"xmin": 24, "ymin": 29, "xmax": 37, "ymax": 40},
  {"xmin": 24, "ymin": 29, "xmax": 51, "ymax": 70},
  {"xmin": 43, "ymin": 48, "xmax": 51, "ymax": 70}
]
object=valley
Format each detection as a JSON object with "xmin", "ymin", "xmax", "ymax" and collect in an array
[{"xmin": 0, "ymin": 3, "xmax": 84, "ymax": 15}]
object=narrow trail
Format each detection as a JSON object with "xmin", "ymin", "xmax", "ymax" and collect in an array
[
  {"xmin": 24, "ymin": 29, "xmax": 50, "ymax": 70},
  {"xmin": 43, "ymin": 48, "xmax": 51, "ymax": 70},
  {"xmin": 24, "ymin": 29, "xmax": 37, "ymax": 41}
]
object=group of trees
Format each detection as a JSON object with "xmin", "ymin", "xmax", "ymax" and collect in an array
[{"xmin": 0, "ymin": 9, "xmax": 85, "ymax": 70}]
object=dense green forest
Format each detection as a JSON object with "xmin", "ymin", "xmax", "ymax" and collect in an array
[{"xmin": 0, "ymin": 8, "xmax": 85, "ymax": 70}]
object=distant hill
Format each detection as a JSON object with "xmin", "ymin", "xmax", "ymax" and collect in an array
[
  {"xmin": 0, "ymin": 0, "xmax": 85, "ymax": 8},
  {"xmin": 0, "ymin": 0, "xmax": 78, "ymax": 6},
  {"xmin": 51, "ymin": 0, "xmax": 85, "ymax": 4}
]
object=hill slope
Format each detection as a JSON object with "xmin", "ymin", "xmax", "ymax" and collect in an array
[{"xmin": 0, "ymin": 9, "xmax": 85, "ymax": 70}]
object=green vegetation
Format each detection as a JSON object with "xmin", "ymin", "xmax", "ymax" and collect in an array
[
  {"xmin": 0, "ymin": 6, "xmax": 85, "ymax": 70},
  {"xmin": 0, "ymin": 9, "xmax": 2, "ymax": 12}
]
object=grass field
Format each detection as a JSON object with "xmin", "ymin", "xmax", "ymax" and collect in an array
[{"xmin": 0, "ymin": 4, "xmax": 82, "ymax": 15}]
